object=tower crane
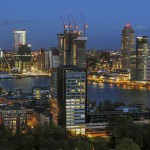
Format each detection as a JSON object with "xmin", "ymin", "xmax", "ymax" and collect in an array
[
  {"xmin": 70, "ymin": 13, "xmax": 78, "ymax": 30},
  {"xmin": 61, "ymin": 16, "xmax": 67, "ymax": 31},
  {"xmin": 80, "ymin": 10, "xmax": 88, "ymax": 36},
  {"xmin": 67, "ymin": 13, "xmax": 72, "ymax": 31}
]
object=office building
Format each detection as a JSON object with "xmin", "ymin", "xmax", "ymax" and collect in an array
[
  {"xmin": 50, "ymin": 65, "xmax": 87, "ymax": 134},
  {"xmin": 58, "ymin": 30, "xmax": 87, "ymax": 68},
  {"xmin": 146, "ymin": 53, "xmax": 150, "ymax": 81},
  {"xmin": 14, "ymin": 29, "xmax": 26, "ymax": 52},
  {"xmin": 0, "ymin": 105, "xmax": 27, "ymax": 133},
  {"xmin": 37, "ymin": 48, "xmax": 45, "ymax": 70},
  {"xmin": 32, "ymin": 85, "xmax": 50, "ymax": 100},
  {"xmin": 135, "ymin": 36, "xmax": 150, "ymax": 81},
  {"xmin": 49, "ymin": 47, "xmax": 59, "ymax": 69},
  {"xmin": 121, "ymin": 24, "xmax": 135, "ymax": 70},
  {"xmin": 14, "ymin": 45, "xmax": 32, "ymax": 71}
]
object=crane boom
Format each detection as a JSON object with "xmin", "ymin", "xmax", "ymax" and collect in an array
[
  {"xmin": 80, "ymin": 10, "xmax": 88, "ymax": 36},
  {"xmin": 67, "ymin": 14, "xmax": 72, "ymax": 31},
  {"xmin": 61, "ymin": 15, "xmax": 67, "ymax": 30},
  {"xmin": 70, "ymin": 13, "xmax": 78, "ymax": 30}
]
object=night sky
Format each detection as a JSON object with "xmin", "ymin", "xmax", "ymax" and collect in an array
[{"xmin": 0, "ymin": 0, "xmax": 150, "ymax": 50}]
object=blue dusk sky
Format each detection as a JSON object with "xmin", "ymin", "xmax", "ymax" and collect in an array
[{"xmin": 0, "ymin": 0, "xmax": 150, "ymax": 50}]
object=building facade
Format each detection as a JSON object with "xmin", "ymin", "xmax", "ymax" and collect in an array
[
  {"xmin": 121, "ymin": 24, "xmax": 135, "ymax": 70},
  {"xmin": 49, "ymin": 47, "xmax": 59, "ymax": 69},
  {"xmin": 135, "ymin": 36, "xmax": 150, "ymax": 81},
  {"xmin": 50, "ymin": 65, "xmax": 87, "ymax": 134},
  {"xmin": 32, "ymin": 85, "xmax": 50, "ymax": 100},
  {"xmin": 58, "ymin": 30, "xmax": 87, "ymax": 68},
  {"xmin": 14, "ymin": 29, "xmax": 26, "ymax": 52},
  {"xmin": 14, "ymin": 45, "xmax": 32, "ymax": 71},
  {"xmin": 0, "ymin": 106, "xmax": 27, "ymax": 133}
]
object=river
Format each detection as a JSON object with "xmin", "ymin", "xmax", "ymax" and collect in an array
[{"xmin": 0, "ymin": 77, "xmax": 150, "ymax": 106}]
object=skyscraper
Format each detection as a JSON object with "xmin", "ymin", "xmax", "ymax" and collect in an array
[
  {"xmin": 58, "ymin": 29, "xmax": 87, "ymax": 68},
  {"xmin": 121, "ymin": 24, "xmax": 135, "ymax": 70},
  {"xmin": 50, "ymin": 25, "xmax": 87, "ymax": 134},
  {"xmin": 14, "ymin": 29, "xmax": 26, "ymax": 52},
  {"xmin": 50, "ymin": 65, "xmax": 87, "ymax": 134},
  {"xmin": 14, "ymin": 44, "xmax": 32, "ymax": 71},
  {"xmin": 135, "ymin": 36, "xmax": 150, "ymax": 81}
]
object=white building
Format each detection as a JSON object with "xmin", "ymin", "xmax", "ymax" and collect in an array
[{"xmin": 14, "ymin": 29, "xmax": 26, "ymax": 52}]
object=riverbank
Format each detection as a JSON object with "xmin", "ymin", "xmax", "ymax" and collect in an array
[{"xmin": 87, "ymin": 78, "xmax": 150, "ymax": 90}]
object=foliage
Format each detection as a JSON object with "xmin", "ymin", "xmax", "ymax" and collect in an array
[
  {"xmin": 0, "ymin": 125, "xmax": 12, "ymax": 149},
  {"xmin": 107, "ymin": 116, "xmax": 150, "ymax": 150},
  {"xmin": 1, "ymin": 118, "xmax": 150, "ymax": 149},
  {"xmin": 0, "ymin": 87, "xmax": 3, "ymax": 94},
  {"xmin": 116, "ymin": 138, "xmax": 141, "ymax": 150},
  {"xmin": 91, "ymin": 136, "xmax": 109, "ymax": 150},
  {"xmin": 0, "ymin": 123, "xmax": 104, "ymax": 150},
  {"xmin": 95, "ymin": 99, "xmax": 126, "ymax": 111}
]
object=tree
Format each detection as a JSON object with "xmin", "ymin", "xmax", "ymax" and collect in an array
[
  {"xmin": 91, "ymin": 100, "xmax": 96, "ymax": 109},
  {"xmin": 103, "ymin": 99, "xmax": 113, "ymax": 110},
  {"xmin": 0, "ymin": 125, "xmax": 12, "ymax": 149},
  {"xmin": 0, "ymin": 87, "xmax": 3, "ymax": 94},
  {"xmin": 91, "ymin": 136, "xmax": 109, "ymax": 150},
  {"xmin": 107, "ymin": 116, "xmax": 136, "ymax": 148},
  {"xmin": 96, "ymin": 101, "xmax": 103, "ymax": 111},
  {"xmin": 107, "ymin": 116, "xmax": 146, "ymax": 149},
  {"xmin": 116, "ymin": 138, "xmax": 141, "ymax": 150},
  {"xmin": 113, "ymin": 101, "xmax": 126, "ymax": 109}
]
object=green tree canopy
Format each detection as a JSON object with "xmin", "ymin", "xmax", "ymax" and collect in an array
[{"xmin": 116, "ymin": 138, "xmax": 141, "ymax": 150}]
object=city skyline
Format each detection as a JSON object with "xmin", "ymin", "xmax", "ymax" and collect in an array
[{"xmin": 0, "ymin": 0, "xmax": 150, "ymax": 50}]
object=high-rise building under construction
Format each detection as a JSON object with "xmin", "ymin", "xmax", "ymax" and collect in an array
[
  {"xmin": 57, "ymin": 29, "xmax": 87, "ymax": 68},
  {"xmin": 50, "ymin": 19, "xmax": 88, "ymax": 134}
]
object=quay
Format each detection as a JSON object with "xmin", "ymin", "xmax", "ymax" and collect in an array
[
  {"xmin": 0, "ymin": 73, "xmax": 51, "ymax": 79},
  {"xmin": 87, "ymin": 76, "xmax": 150, "ymax": 89}
]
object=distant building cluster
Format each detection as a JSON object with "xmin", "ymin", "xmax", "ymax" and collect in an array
[
  {"xmin": 1, "ymin": 22, "xmax": 150, "ymax": 136},
  {"xmin": 121, "ymin": 24, "xmax": 150, "ymax": 82},
  {"xmin": 1, "ymin": 22, "xmax": 88, "ymax": 135}
]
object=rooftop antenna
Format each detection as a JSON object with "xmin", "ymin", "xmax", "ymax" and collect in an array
[{"xmin": 80, "ymin": 10, "xmax": 88, "ymax": 36}]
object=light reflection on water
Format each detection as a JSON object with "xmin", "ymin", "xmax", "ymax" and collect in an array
[
  {"xmin": 0, "ymin": 77, "xmax": 50, "ymax": 93},
  {"xmin": 87, "ymin": 81, "xmax": 150, "ymax": 106},
  {"xmin": 0, "ymin": 78, "xmax": 150, "ymax": 106}
]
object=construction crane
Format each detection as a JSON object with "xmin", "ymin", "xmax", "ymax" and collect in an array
[
  {"xmin": 70, "ymin": 13, "xmax": 78, "ymax": 30},
  {"xmin": 80, "ymin": 10, "xmax": 88, "ymax": 36},
  {"xmin": 61, "ymin": 15, "xmax": 67, "ymax": 31},
  {"xmin": 67, "ymin": 13, "xmax": 72, "ymax": 31}
]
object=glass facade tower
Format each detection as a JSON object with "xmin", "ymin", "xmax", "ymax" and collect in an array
[
  {"xmin": 121, "ymin": 24, "xmax": 135, "ymax": 70},
  {"xmin": 135, "ymin": 36, "xmax": 150, "ymax": 81}
]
